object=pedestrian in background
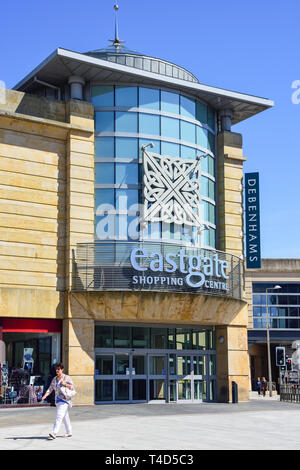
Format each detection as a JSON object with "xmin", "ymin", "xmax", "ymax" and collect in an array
[
  {"xmin": 42, "ymin": 362, "xmax": 76, "ymax": 439},
  {"xmin": 261, "ymin": 377, "xmax": 267, "ymax": 397},
  {"xmin": 256, "ymin": 377, "xmax": 262, "ymax": 396}
]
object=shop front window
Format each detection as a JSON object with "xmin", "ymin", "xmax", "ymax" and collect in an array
[{"xmin": 1, "ymin": 321, "xmax": 61, "ymax": 406}]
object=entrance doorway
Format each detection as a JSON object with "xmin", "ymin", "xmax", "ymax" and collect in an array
[{"xmin": 95, "ymin": 351, "xmax": 216, "ymax": 403}]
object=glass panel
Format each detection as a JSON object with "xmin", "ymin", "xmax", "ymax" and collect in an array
[
  {"xmin": 95, "ymin": 188, "xmax": 114, "ymax": 209},
  {"xmin": 169, "ymin": 380, "xmax": 177, "ymax": 402},
  {"xmin": 139, "ymin": 87, "xmax": 160, "ymax": 110},
  {"xmin": 181, "ymin": 121, "xmax": 196, "ymax": 144},
  {"xmin": 150, "ymin": 356, "xmax": 165, "ymax": 375},
  {"xmin": 194, "ymin": 380, "xmax": 206, "ymax": 400},
  {"xmin": 203, "ymin": 201, "xmax": 216, "ymax": 224},
  {"xmin": 207, "ymin": 330, "xmax": 215, "ymax": 349},
  {"xmin": 95, "ymin": 111, "xmax": 114, "ymax": 133},
  {"xmin": 139, "ymin": 113, "xmax": 160, "ymax": 135},
  {"xmin": 95, "ymin": 355, "xmax": 113, "ymax": 375},
  {"xmin": 132, "ymin": 328, "xmax": 149, "ymax": 348},
  {"xmin": 116, "ymin": 380, "xmax": 129, "ymax": 400},
  {"xmin": 209, "ymin": 379, "xmax": 216, "ymax": 400},
  {"xmin": 95, "ymin": 162, "xmax": 114, "ymax": 184},
  {"xmin": 151, "ymin": 328, "xmax": 167, "ymax": 349},
  {"xmin": 92, "ymin": 85, "xmax": 114, "ymax": 107},
  {"xmin": 132, "ymin": 356, "xmax": 145, "ymax": 375},
  {"xmin": 95, "ymin": 215, "xmax": 115, "ymax": 240},
  {"xmin": 197, "ymin": 126, "xmax": 208, "ymax": 148},
  {"xmin": 208, "ymin": 156, "xmax": 215, "ymax": 176},
  {"xmin": 161, "ymin": 90, "xmax": 179, "ymax": 114},
  {"xmin": 115, "ymin": 112, "xmax": 138, "ymax": 133},
  {"xmin": 207, "ymin": 107, "xmax": 215, "ymax": 131},
  {"xmin": 178, "ymin": 380, "xmax": 191, "ymax": 400},
  {"xmin": 168, "ymin": 328, "xmax": 176, "ymax": 349},
  {"xmin": 209, "ymin": 355, "xmax": 216, "ymax": 375},
  {"xmin": 161, "ymin": 116, "xmax": 179, "ymax": 139},
  {"xmin": 150, "ymin": 379, "xmax": 165, "ymax": 400},
  {"xmin": 115, "ymin": 355, "xmax": 129, "ymax": 375},
  {"xmin": 95, "ymin": 137, "xmax": 114, "ymax": 159},
  {"xmin": 181, "ymin": 96, "xmax": 196, "ymax": 119},
  {"xmin": 169, "ymin": 354, "xmax": 176, "ymax": 375},
  {"xmin": 176, "ymin": 328, "xmax": 191, "ymax": 350},
  {"xmin": 161, "ymin": 141, "xmax": 180, "ymax": 158},
  {"xmin": 95, "ymin": 326, "xmax": 113, "ymax": 348},
  {"xmin": 95, "ymin": 380, "xmax": 113, "ymax": 401},
  {"xmin": 193, "ymin": 356, "xmax": 206, "ymax": 375},
  {"xmin": 114, "ymin": 327, "xmax": 131, "ymax": 348},
  {"xmin": 116, "ymin": 189, "xmax": 139, "ymax": 211},
  {"xmin": 139, "ymin": 139, "xmax": 160, "ymax": 158},
  {"xmin": 208, "ymin": 132, "xmax": 215, "ymax": 153},
  {"xmin": 193, "ymin": 330, "xmax": 206, "ymax": 350},
  {"xmin": 181, "ymin": 145, "xmax": 196, "ymax": 160},
  {"xmin": 177, "ymin": 356, "xmax": 191, "ymax": 375},
  {"xmin": 133, "ymin": 379, "xmax": 146, "ymax": 400},
  {"xmin": 115, "ymin": 137, "xmax": 138, "ymax": 159},
  {"xmin": 204, "ymin": 227, "xmax": 216, "ymax": 248},
  {"xmin": 196, "ymin": 101, "xmax": 207, "ymax": 124},
  {"xmin": 115, "ymin": 86, "xmax": 138, "ymax": 107},
  {"xmin": 115, "ymin": 163, "xmax": 138, "ymax": 185}
]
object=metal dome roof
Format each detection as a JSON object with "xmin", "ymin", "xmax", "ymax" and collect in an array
[{"xmin": 85, "ymin": 43, "xmax": 199, "ymax": 84}]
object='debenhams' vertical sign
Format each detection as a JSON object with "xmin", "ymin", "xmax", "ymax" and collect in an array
[{"xmin": 245, "ymin": 172, "xmax": 261, "ymax": 269}]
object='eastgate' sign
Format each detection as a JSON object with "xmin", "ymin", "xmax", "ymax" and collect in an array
[{"xmin": 130, "ymin": 248, "xmax": 229, "ymax": 291}]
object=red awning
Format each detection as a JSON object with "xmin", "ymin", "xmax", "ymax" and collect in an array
[{"xmin": 2, "ymin": 319, "xmax": 62, "ymax": 333}]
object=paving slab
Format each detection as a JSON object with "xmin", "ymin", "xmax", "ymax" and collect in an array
[{"xmin": 0, "ymin": 398, "xmax": 299, "ymax": 450}]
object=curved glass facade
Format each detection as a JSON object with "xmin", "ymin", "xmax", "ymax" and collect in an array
[{"xmin": 92, "ymin": 85, "xmax": 217, "ymax": 248}]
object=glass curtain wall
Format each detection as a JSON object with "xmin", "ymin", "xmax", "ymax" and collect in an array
[{"xmin": 92, "ymin": 85, "xmax": 216, "ymax": 249}]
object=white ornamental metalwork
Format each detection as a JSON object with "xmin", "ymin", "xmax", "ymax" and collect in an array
[{"xmin": 143, "ymin": 151, "xmax": 202, "ymax": 227}]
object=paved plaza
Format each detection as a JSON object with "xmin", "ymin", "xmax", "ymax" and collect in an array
[{"xmin": 0, "ymin": 394, "xmax": 299, "ymax": 450}]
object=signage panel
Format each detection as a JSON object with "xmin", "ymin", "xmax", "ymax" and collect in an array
[{"xmin": 245, "ymin": 172, "xmax": 261, "ymax": 269}]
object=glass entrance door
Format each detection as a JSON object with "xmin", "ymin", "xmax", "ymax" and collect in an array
[{"xmin": 148, "ymin": 355, "xmax": 167, "ymax": 402}]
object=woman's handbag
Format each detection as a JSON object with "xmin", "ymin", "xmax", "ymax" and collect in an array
[{"xmin": 61, "ymin": 385, "xmax": 77, "ymax": 400}]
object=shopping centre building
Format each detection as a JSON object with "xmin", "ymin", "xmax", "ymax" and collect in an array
[{"xmin": 0, "ymin": 15, "xmax": 273, "ymax": 405}]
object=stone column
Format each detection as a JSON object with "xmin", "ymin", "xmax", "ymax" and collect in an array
[
  {"xmin": 217, "ymin": 131, "xmax": 249, "ymax": 402},
  {"xmin": 64, "ymin": 99, "xmax": 95, "ymax": 405}
]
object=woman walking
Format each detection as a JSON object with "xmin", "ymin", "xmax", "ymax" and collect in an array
[{"xmin": 42, "ymin": 362, "xmax": 76, "ymax": 439}]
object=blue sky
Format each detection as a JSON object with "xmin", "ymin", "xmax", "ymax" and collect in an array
[{"xmin": 0, "ymin": 0, "xmax": 299, "ymax": 258}]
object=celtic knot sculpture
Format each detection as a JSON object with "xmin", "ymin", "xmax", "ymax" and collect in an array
[{"xmin": 143, "ymin": 151, "xmax": 202, "ymax": 227}]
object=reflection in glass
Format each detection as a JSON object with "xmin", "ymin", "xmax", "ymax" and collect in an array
[
  {"xmin": 95, "ymin": 355, "xmax": 113, "ymax": 375},
  {"xmin": 115, "ymin": 137, "xmax": 138, "ymax": 159},
  {"xmin": 133, "ymin": 380, "xmax": 146, "ymax": 400},
  {"xmin": 115, "ymin": 112, "xmax": 138, "ymax": 133},
  {"xmin": 116, "ymin": 380, "xmax": 129, "ymax": 400},
  {"xmin": 161, "ymin": 90, "xmax": 179, "ymax": 114},
  {"xmin": 95, "ymin": 380, "xmax": 113, "ymax": 401},
  {"xmin": 169, "ymin": 380, "xmax": 177, "ymax": 402},
  {"xmin": 176, "ymin": 329, "xmax": 191, "ymax": 350},
  {"xmin": 114, "ymin": 327, "xmax": 131, "ymax": 348},
  {"xmin": 132, "ymin": 356, "xmax": 145, "ymax": 375},
  {"xmin": 177, "ymin": 356, "xmax": 191, "ymax": 375},
  {"xmin": 95, "ymin": 162, "xmax": 114, "ymax": 184},
  {"xmin": 169, "ymin": 354, "xmax": 176, "ymax": 375},
  {"xmin": 193, "ymin": 356, "xmax": 206, "ymax": 375},
  {"xmin": 139, "ymin": 113, "xmax": 160, "ymax": 135},
  {"xmin": 115, "ymin": 86, "xmax": 138, "ymax": 107},
  {"xmin": 95, "ymin": 137, "xmax": 114, "ymax": 159},
  {"xmin": 95, "ymin": 188, "xmax": 114, "ymax": 209},
  {"xmin": 95, "ymin": 326, "xmax": 113, "ymax": 348},
  {"xmin": 92, "ymin": 85, "xmax": 114, "ymax": 107},
  {"xmin": 95, "ymin": 111, "xmax": 114, "ymax": 133},
  {"xmin": 178, "ymin": 380, "xmax": 191, "ymax": 400},
  {"xmin": 209, "ymin": 355, "xmax": 216, "ymax": 375},
  {"xmin": 115, "ymin": 355, "xmax": 129, "ymax": 375},
  {"xmin": 196, "ymin": 101, "xmax": 207, "ymax": 124},
  {"xmin": 139, "ymin": 87, "xmax": 160, "ymax": 110},
  {"xmin": 150, "ymin": 379, "xmax": 165, "ymax": 400},
  {"xmin": 194, "ymin": 380, "xmax": 206, "ymax": 400},
  {"xmin": 151, "ymin": 328, "xmax": 167, "ymax": 349},
  {"xmin": 132, "ymin": 328, "xmax": 149, "ymax": 348},
  {"xmin": 150, "ymin": 356, "xmax": 165, "ymax": 375},
  {"xmin": 115, "ymin": 163, "xmax": 138, "ymax": 185}
]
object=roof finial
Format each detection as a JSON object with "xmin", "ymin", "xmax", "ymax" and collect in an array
[{"xmin": 109, "ymin": 3, "xmax": 125, "ymax": 50}]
